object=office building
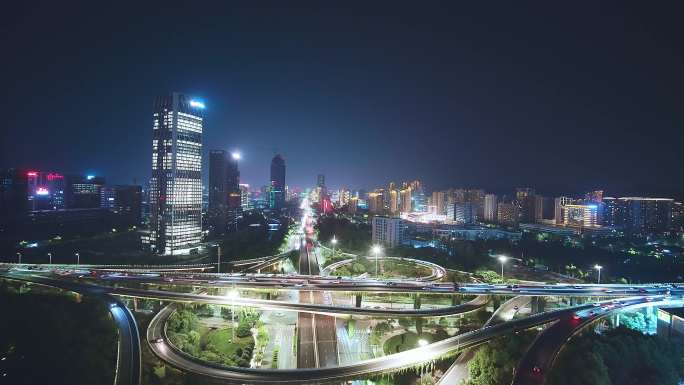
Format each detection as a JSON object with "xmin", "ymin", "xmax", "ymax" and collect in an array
[
  {"xmin": 554, "ymin": 196, "xmax": 574, "ymax": 224},
  {"xmin": 372, "ymin": 216, "xmax": 405, "ymax": 247},
  {"xmin": 149, "ymin": 93, "xmax": 203, "ymax": 255},
  {"xmin": 432, "ymin": 190, "xmax": 447, "ymax": 216},
  {"xmin": 100, "ymin": 185, "xmax": 142, "ymax": 226},
  {"xmin": 484, "ymin": 194, "xmax": 498, "ymax": 222},
  {"xmin": 535, "ymin": 195, "xmax": 554, "ymax": 222},
  {"xmin": 338, "ymin": 187, "xmax": 350, "ymax": 207},
  {"xmin": 66, "ymin": 174, "xmax": 105, "ymax": 209},
  {"xmin": 269, "ymin": 154, "xmax": 286, "ymax": 210},
  {"xmin": 0, "ymin": 168, "xmax": 29, "ymax": 230},
  {"xmin": 25, "ymin": 171, "xmax": 66, "ymax": 211},
  {"xmin": 208, "ymin": 150, "xmax": 229, "ymax": 234},
  {"xmin": 399, "ymin": 183, "xmax": 412, "ymax": 213}
]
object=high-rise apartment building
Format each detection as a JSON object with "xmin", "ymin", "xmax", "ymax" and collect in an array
[
  {"xmin": 149, "ymin": 93, "xmax": 203, "ymax": 255},
  {"xmin": 484, "ymin": 194, "xmax": 498, "ymax": 222},
  {"xmin": 497, "ymin": 202, "xmax": 519, "ymax": 226},
  {"xmin": 368, "ymin": 189, "xmax": 384, "ymax": 215},
  {"xmin": 371, "ymin": 216, "xmax": 405, "ymax": 247},
  {"xmin": 515, "ymin": 187, "xmax": 536, "ymax": 223},
  {"xmin": 617, "ymin": 197, "xmax": 673, "ymax": 234},
  {"xmin": 269, "ymin": 154, "xmax": 286, "ymax": 210},
  {"xmin": 432, "ymin": 190, "xmax": 447, "ymax": 215}
]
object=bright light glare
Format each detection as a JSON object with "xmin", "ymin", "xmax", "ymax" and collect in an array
[
  {"xmin": 418, "ymin": 339, "xmax": 428, "ymax": 347},
  {"xmin": 232, "ymin": 152, "xmax": 241, "ymax": 160},
  {"xmin": 498, "ymin": 255, "xmax": 508, "ymax": 263},
  {"xmin": 331, "ymin": 237, "xmax": 338, "ymax": 245},
  {"xmin": 594, "ymin": 264, "xmax": 602, "ymax": 270},
  {"xmin": 226, "ymin": 290, "xmax": 239, "ymax": 300},
  {"xmin": 371, "ymin": 245, "xmax": 382, "ymax": 255},
  {"xmin": 189, "ymin": 100, "xmax": 205, "ymax": 109}
]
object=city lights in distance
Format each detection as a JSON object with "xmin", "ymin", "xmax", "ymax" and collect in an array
[
  {"xmin": 189, "ymin": 100, "xmax": 205, "ymax": 109},
  {"xmin": 36, "ymin": 187, "xmax": 49, "ymax": 195},
  {"xmin": 86, "ymin": 175, "xmax": 95, "ymax": 180}
]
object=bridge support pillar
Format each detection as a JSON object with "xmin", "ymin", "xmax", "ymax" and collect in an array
[
  {"xmin": 355, "ymin": 294, "xmax": 362, "ymax": 308},
  {"xmin": 531, "ymin": 297, "xmax": 546, "ymax": 314},
  {"xmin": 452, "ymin": 295, "xmax": 462, "ymax": 306},
  {"xmin": 414, "ymin": 294, "xmax": 421, "ymax": 310}
]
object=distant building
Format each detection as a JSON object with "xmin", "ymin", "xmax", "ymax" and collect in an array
[
  {"xmin": 26, "ymin": 171, "xmax": 66, "ymax": 210},
  {"xmin": 534, "ymin": 195, "xmax": 554, "ymax": 222},
  {"xmin": 368, "ymin": 189, "xmax": 384, "ymax": 215},
  {"xmin": 448, "ymin": 202, "xmax": 475, "ymax": 224},
  {"xmin": 100, "ymin": 185, "xmax": 142, "ymax": 226},
  {"xmin": 208, "ymin": 150, "xmax": 229, "ymax": 235},
  {"xmin": 497, "ymin": 202, "xmax": 519, "ymax": 226},
  {"xmin": 67, "ymin": 174, "xmax": 105, "ymax": 209},
  {"xmin": 0, "ymin": 168, "xmax": 29, "ymax": 230},
  {"xmin": 484, "ymin": 194, "xmax": 498, "ymax": 222},
  {"xmin": 269, "ymin": 154, "xmax": 286, "ymax": 210},
  {"xmin": 515, "ymin": 187, "xmax": 536, "ymax": 223},
  {"xmin": 617, "ymin": 197, "xmax": 673, "ymax": 234},
  {"xmin": 149, "ymin": 93, "xmax": 203, "ymax": 255},
  {"xmin": 672, "ymin": 202, "xmax": 683, "ymax": 230},
  {"xmin": 239, "ymin": 184, "xmax": 251, "ymax": 210},
  {"xmin": 554, "ymin": 196, "xmax": 574, "ymax": 225},
  {"xmin": 399, "ymin": 184, "xmax": 412, "ymax": 213},
  {"xmin": 562, "ymin": 204, "xmax": 599, "ymax": 228},
  {"xmin": 338, "ymin": 187, "xmax": 350, "ymax": 207},
  {"xmin": 372, "ymin": 216, "xmax": 405, "ymax": 247},
  {"xmin": 432, "ymin": 190, "xmax": 447, "ymax": 216}
]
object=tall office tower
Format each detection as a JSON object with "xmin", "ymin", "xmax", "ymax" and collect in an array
[
  {"xmin": 399, "ymin": 183, "xmax": 412, "ymax": 213},
  {"xmin": 208, "ymin": 150, "xmax": 229, "ymax": 235},
  {"xmin": 618, "ymin": 197, "xmax": 674, "ymax": 234},
  {"xmin": 452, "ymin": 188, "xmax": 466, "ymax": 204},
  {"xmin": 149, "ymin": 93, "xmax": 203, "ymax": 255},
  {"xmin": 484, "ymin": 194, "xmax": 498, "ymax": 222},
  {"xmin": 432, "ymin": 190, "xmax": 447, "ymax": 215},
  {"xmin": 497, "ymin": 202, "xmax": 519, "ymax": 226},
  {"xmin": 269, "ymin": 154, "xmax": 286, "ymax": 210},
  {"xmin": 66, "ymin": 174, "xmax": 105, "ymax": 209},
  {"xmin": 554, "ymin": 196, "xmax": 574, "ymax": 225},
  {"xmin": 226, "ymin": 153, "xmax": 241, "ymax": 230},
  {"xmin": 317, "ymin": 174, "xmax": 325, "ymax": 189},
  {"xmin": 515, "ymin": 187, "xmax": 536, "ymax": 223},
  {"xmin": 371, "ymin": 216, "xmax": 405, "ymax": 247},
  {"xmin": 368, "ymin": 189, "xmax": 385, "ymax": 215}
]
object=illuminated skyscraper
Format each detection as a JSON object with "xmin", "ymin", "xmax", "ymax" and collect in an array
[
  {"xmin": 208, "ymin": 150, "xmax": 229, "ymax": 235},
  {"xmin": 149, "ymin": 93, "xmax": 203, "ymax": 255},
  {"xmin": 484, "ymin": 194, "xmax": 498, "ymax": 222},
  {"xmin": 269, "ymin": 154, "xmax": 286, "ymax": 210}
]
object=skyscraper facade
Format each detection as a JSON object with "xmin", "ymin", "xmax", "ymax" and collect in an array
[
  {"xmin": 149, "ymin": 93, "xmax": 203, "ymax": 255},
  {"xmin": 269, "ymin": 154, "xmax": 286, "ymax": 210},
  {"xmin": 484, "ymin": 194, "xmax": 498, "ymax": 222},
  {"xmin": 208, "ymin": 150, "xmax": 228, "ymax": 235}
]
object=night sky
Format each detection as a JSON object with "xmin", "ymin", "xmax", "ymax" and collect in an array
[{"xmin": 2, "ymin": 2, "xmax": 683, "ymax": 198}]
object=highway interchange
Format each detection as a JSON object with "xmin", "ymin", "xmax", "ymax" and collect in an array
[{"xmin": 2, "ymin": 201, "xmax": 683, "ymax": 385}]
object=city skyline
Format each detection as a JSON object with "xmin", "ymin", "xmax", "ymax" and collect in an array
[{"xmin": 2, "ymin": 2, "xmax": 683, "ymax": 198}]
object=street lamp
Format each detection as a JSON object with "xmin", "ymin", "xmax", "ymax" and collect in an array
[
  {"xmin": 16, "ymin": 252, "xmax": 21, "ymax": 264},
  {"xmin": 226, "ymin": 289, "xmax": 239, "ymax": 339},
  {"xmin": 215, "ymin": 244, "xmax": 222, "ymax": 274},
  {"xmin": 75, "ymin": 252, "xmax": 80, "ymax": 265},
  {"xmin": 47, "ymin": 252, "xmax": 52, "ymax": 265},
  {"xmin": 231, "ymin": 152, "xmax": 241, "ymax": 161},
  {"xmin": 371, "ymin": 245, "xmax": 382, "ymax": 278},
  {"xmin": 594, "ymin": 264, "xmax": 603, "ymax": 284},
  {"xmin": 498, "ymin": 255, "xmax": 508, "ymax": 280},
  {"xmin": 331, "ymin": 236, "xmax": 338, "ymax": 258},
  {"xmin": 418, "ymin": 339, "xmax": 428, "ymax": 347}
]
